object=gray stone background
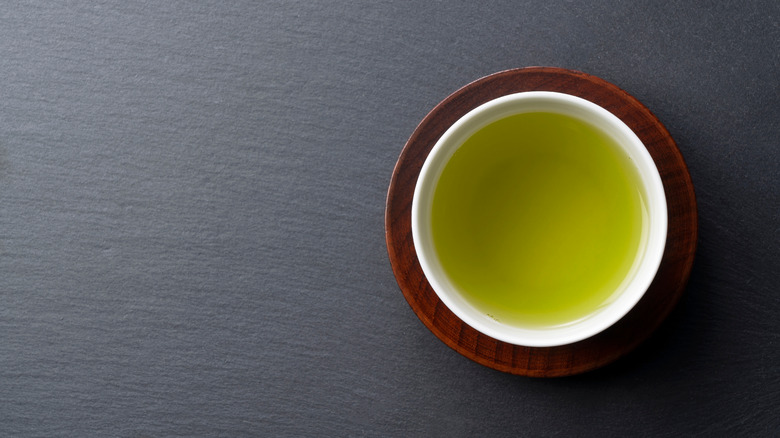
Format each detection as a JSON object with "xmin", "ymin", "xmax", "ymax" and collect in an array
[{"xmin": 1, "ymin": 1, "xmax": 778, "ymax": 436}]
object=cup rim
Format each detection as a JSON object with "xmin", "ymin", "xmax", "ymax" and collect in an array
[{"xmin": 411, "ymin": 91, "xmax": 668, "ymax": 347}]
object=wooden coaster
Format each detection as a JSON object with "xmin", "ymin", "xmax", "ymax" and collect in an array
[{"xmin": 385, "ymin": 67, "xmax": 697, "ymax": 377}]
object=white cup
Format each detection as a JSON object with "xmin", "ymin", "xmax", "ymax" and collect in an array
[{"xmin": 412, "ymin": 91, "xmax": 667, "ymax": 347}]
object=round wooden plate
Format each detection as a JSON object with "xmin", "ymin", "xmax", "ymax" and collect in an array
[{"xmin": 385, "ymin": 67, "xmax": 697, "ymax": 377}]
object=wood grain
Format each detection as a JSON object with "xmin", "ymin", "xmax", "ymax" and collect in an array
[{"xmin": 385, "ymin": 67, "xmax": 698, "ymax": 377}]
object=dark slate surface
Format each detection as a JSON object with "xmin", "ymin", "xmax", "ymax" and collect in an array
[{"xmin": 1, "ymin": 1, "xmax": 778, "ymax": 436}]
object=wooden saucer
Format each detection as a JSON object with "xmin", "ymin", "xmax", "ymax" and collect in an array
[{"xmin": 385, "ymin": 67, "xmax": 697, "ymax": 377}]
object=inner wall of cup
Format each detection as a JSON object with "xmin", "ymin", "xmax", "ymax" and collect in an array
[{"xmin": 412, "ymin": 92, "xmax": 666, "ymax": 346}]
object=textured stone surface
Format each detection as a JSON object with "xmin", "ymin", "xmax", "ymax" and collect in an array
[{"xmin": 1, "ymin": 1, "xmax": 777, "ymax": 436}]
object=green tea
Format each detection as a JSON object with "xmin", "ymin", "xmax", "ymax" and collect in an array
[{"xmin": 431, "ymin": 112, "xmax": 647, "ymax": 327}]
